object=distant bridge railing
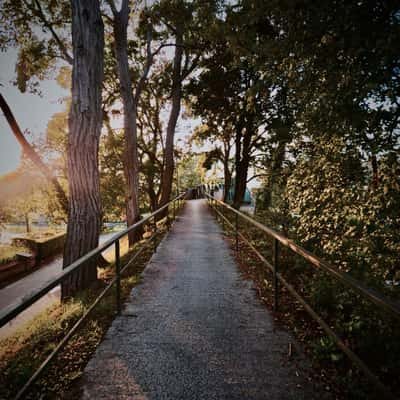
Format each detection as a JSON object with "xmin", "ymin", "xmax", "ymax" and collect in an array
[
  {"xmin": 0, "ymin": 193, "xmax": 185, "ymax": 399},
  {"xmin": 205, "ymin": 193, "xmax": 400, "ymax": 400}
]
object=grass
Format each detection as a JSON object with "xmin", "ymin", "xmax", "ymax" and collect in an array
[
  {"xmin": 3, "ymin": 224, "xmax": 65, "ymax": 235},
  {"xmin": 0, "ymin": 213, "xmax": 175, "ymax": 400},
  {"xmin": 0, "ymin": 245, "xmax": 30, "ymax": 264}
]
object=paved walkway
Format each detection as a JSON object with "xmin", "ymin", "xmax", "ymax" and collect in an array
[{"xmin": 81, "ymin": 200, "xmax": 329, "ymax": 400}]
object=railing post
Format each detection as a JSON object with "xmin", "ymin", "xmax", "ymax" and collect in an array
[
  {"xmin": 273, "ymin": 238, "xmax": 279, "ymax": 311},
  {"xmin": 221, "ymin": 204, "xmax": 225, "ymax": 231},
  {"xmin": 115, "ymin": 239, "xmax": 121, "ymax": 315},
  {"xmin": 166, "ymin": 205, "xmax": 171, "ymax": 230},
  {"xmin": 173, "ymin": 199, "xmax": 176, "ymax": 220},
  {"xmin": 235, "ymin": 212, "xmax": 239, "ymax": 252},
  {"xmin": 153, "ymin": 216, "xmax": 157, "ymax": 253}
]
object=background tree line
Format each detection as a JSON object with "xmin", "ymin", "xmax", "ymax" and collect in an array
[
  {"xmin": 0, "ymin": 0, "xmax": 399, "ymax": 317},
  {"xmin": 1, "ymin": 0, "xmax": 399, "ymax": 395}
]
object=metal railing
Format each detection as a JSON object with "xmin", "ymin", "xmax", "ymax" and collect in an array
[
  {"xmin": 206, "ymin": 193, "xmax": 400, "ymax": 400},
  {"xmin": 0, "ymin": 193, "xmax": 185, "ymax": 399}
]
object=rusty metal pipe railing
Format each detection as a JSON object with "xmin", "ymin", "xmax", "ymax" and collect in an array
[
  {"xmin": 205, "ymin": 192, "xmax": 399, "ymax": 400},
  {"xmin": 206, "ymin": 193, "xmax": 400, "ymax": 319},
  {"xmin": 0, "ymin": 193, "xmax": 185, "ymax": 329},
  {"xmin": 0, "ymin": 193, "xmax": 186, "ymax": 399}
]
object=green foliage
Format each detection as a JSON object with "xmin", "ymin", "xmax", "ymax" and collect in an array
[
  {"xmin": 99, "ymin": 129, "xmax": 126, "ymax": 221},
  {"xmin": 286, "ymin": 139, "xmax": 400, "ymax": 286},
  {"xmin": 15, "ymin": 37, "xmax": 56, "ymax": 93},
  {"xmin": 177, "ymin": 154, "xmax": 206, "ymax": 189},
  {"xmin": 1, "ymin": 0, "xmax": 71, "ymax": 93},
  {"xmin": 0, "ymin": 244, "xmax": 29, "ymax": 264}
]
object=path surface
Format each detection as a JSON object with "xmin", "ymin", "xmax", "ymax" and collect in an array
[{"xmin": 81, "ymin": 200, "xmax": 329, "ymax": 400}]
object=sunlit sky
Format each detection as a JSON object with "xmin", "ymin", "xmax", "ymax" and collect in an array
[{"xmin": 0, "ymin": 48, "xmax": 69, "ymax": 176}]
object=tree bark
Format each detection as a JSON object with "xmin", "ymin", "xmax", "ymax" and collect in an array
[
  {"xmin": 223, "ymin": 150, "xmax": 232, "ymax": 203},
  {"xmin": 25, "ymin": 213, "xmax": 30, "ymax": 234},
  {"xmin": 371, "ymin": 153, "xmax": 379, "ymax": 190},
  {"xmin": 233, "ymin": 119, "xmax": 251, "ymax": 209},
  {"xmin": 62, "ymin": 0, "xmax": 104, "ymax": 299},
  {"xmin": 159, "ymin": 28, "xmax": 183, "ymax": 213},
  {"xmin": 110, "ymin": 1, "xmax": 141, "ymax": 245},
  {"xmin": 0, "ymin": 94, "xmax": 68, "ymax": 215},
  {"xmin": 234, "ymin": 159, "xmax": 249, "ymax": 209}
]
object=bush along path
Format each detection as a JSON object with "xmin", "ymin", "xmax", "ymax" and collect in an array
[
  {"xmin": 80, "ymin": 199, "xmax": 332, "ymax": 400},
  {"xmin": 214, "ymin": 204, "xmax": 400, "ymax": 400}
]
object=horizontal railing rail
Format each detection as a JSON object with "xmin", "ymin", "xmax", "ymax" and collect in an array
[
  {"xmin": 0, "ymin": 193, "xmax": 185, "ymax": 399},
  {"xmin": 205, "ymin": 192, "xmax": 399, "ymax": 400}
]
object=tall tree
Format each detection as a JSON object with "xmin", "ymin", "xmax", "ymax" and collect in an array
[
  {"xmin": 106, "ymin": 0, "xmax": 168, "ymax": 243},
  {"xmin": 106, "ymin": 0, "xmax": 140, "ymax": 245},
  {"xmin": 62, "ymin": 0, "xmax": 104, "ymax": 298},
  {"xmin": 158, "ymin": 24, "xmax": 183, "ymax": 209},
  {"xmin": 154, "ymin": 0, "xmax": 217, "ymax": 210}
]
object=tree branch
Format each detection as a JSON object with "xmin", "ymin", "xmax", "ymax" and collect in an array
[
  {"xmin": 33, "ymin": 0, "xmax": 73, "ymax": 65},
  {"xmin": 247, "ymin": 173, "xmax": 268, "ymax": 183},
  {"xmin": 0, "ymin": 93, "xmax": 69, "ymax": 214}
]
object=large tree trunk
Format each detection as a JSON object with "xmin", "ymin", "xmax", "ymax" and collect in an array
[
  {"xmin": 233, "ymin": 121, "xmax": 252, "ymax": 209},
  {"xmin": 233, "ymin": 160, "xmax": 249, "ymax": 209},
  {"xmin": 159, "ymin": 28, "xmax": 183, "ymax": 212},
  {"xmin": 0, "ymin": 94, "xmax": 68, "ymax": 215},
  {"xmin": 62, "ymin": 0, "xmax": 104, "ymax": 300},
  {"xmin": 25, "ymin": 213, "xmax": 30, "ymax": 234},
  {"xmin": 111, "ymin": 1, "xmax": 141, "ymax": 246},
  {"xmin": 371, "ymin": 153, "xmax": 379, "ymax": 190},
  {"xmin": 223, "ymin": 154, "xmax": 232, "ymax": 203}
]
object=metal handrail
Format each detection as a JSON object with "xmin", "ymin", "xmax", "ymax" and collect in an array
[
  {"xmin": 0, "ymin": 193, "xmax": 185, "ymax": 399},
  {"xmin": 0, "ymin": 193, "xmax": 185, "ymax": 328},
  {"xmin": 205, "ymin": 193, "xmax": 399, "ymax": 400},
  {"xmin": 205, "ymin": 193, "xmax": 400, "ymax": 318}
]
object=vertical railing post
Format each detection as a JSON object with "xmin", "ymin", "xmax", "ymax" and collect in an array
[
  {"xmin": 235, "ymin": 212, "xmax": 239, "ymax": 252},
  {"xmin": 166, "ymin": 204, "xmax": 171, "ymax": 230},
  {"xmin": 273, "ymin": 238, "xmax": 279, "ymax": 311},
  {"xmin": 115, "ymin": 239, "xmax": 121, "ymax": 315},
  {"xmin": 153, "ymin": 216, "xmax": 157, "ymax": 253},
  {"xmin": 173, "ymin": 199, "xmax": 176, "ymax": 220},
  {"xmin": 221, "ymin": 203, "xmax": 225, "ymax": 231}
]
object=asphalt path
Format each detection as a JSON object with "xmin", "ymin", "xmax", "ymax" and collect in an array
[{"xmin": 81, "ymin": 200, "xmax": 330, "ymax": 400}]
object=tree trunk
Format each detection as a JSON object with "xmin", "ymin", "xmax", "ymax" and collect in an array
[
  {"xmin": 0, "ymin": 94, "xmax": 68, "ymax": 215},
  {"xmin": 233, "ymin": 120, "xmax": 251, "ymax": 209},
  {"xmin": 159, "ymin": 28, "xmax": 183, "ymax": 213},
  {"xmin": 371, "ymin": 153, "xmax": 379, "ymax": 190},
  {"xmin": 62, "ymin": 0, "xmax": 104, "ymax": 300},
  {"xmin": 111, "ymin": 2, "xmax": 141, "ymax": 245},
  {"xmin": 25, "ymin": 213, "xmax": 30, "ymax": 234},
  {"xmin": 223, "ymin": 158, "xmax": 232, "ymax": 203},
  {"xmin": 234, "ymin": 160, "xmax": 249, "ymax": 209}
]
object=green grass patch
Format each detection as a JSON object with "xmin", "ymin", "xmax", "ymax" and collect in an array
[{"xmin": 0, "ymin": 245, "xmax": 30, "ymax": 264}]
